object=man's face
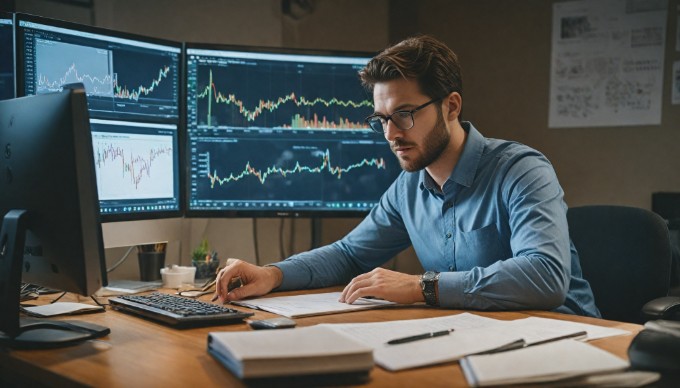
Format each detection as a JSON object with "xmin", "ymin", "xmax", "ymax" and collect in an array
[{"xmin": 372, "ymin": 79, "xmax": 450, "ymax": 172}]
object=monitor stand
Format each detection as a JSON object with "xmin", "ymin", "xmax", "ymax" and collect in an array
[{"xmin": 0, "ymin": 210, "xmax": 110, "ymax": 349}]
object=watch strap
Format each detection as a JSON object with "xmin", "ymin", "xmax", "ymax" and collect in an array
[{"xmin": 421, "ymin": 271, "xmax": 440, "ymax": 306}]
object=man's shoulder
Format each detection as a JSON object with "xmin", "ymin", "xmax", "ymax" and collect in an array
[{"xmin": 483, "ymin": 137, "xmax": 547, "ymax": 164}]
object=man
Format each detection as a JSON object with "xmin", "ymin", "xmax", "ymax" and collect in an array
[{"xmin": 214, "ymin": 35, "xmax": 600, "ymax": 317}]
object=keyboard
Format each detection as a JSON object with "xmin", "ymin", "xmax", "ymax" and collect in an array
[{"xmin": 109, "ymin": 292, "xmax": 253, "ymax": 328}]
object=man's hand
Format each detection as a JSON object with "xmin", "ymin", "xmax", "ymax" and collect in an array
[
  {"xmin": 213, "ymin": 259, "xmax": 283, "ymax": 303},
  {"xmin": 339, "ymin": 267, "xmax": 423, "ymax": 304}
]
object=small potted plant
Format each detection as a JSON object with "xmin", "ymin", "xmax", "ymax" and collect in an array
[{"xmin": 192, "ymin": 238, "xmax": 219, "ymax": 279}]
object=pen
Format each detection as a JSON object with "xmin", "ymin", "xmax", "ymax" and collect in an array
[
  {"xmin": 386, "ymin": 329, "xmax": 454, "ymax": 345},
  {"xmin": 526, "ymin": 330, "xmax": 588, "ymax": 347},
  {"xmin": 468, "ymin": 330, "xmax": 589, "ymax": 356}
]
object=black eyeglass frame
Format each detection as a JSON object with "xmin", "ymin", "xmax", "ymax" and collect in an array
[{"xmin": 364, "ymin": 96, "xmax": 444, "ymax": 133}]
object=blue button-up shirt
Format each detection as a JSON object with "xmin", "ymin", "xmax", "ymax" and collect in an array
[{"xmin": 273, "ymin": 122, "xmax": 600, "ymax": 317}]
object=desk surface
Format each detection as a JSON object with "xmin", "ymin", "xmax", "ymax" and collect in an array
[{"xmin": 1, "ymin": 288, "xmax": 642, "ymax": 387}]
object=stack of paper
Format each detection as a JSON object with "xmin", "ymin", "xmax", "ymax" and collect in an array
[{"xmin": 207, "ymin": 325, "xmax": 373, "ymax": 380}]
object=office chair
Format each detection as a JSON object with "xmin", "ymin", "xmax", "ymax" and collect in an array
[{"xmin": 568, "ymin": 205, "xmax": 680, "ymax": 323}]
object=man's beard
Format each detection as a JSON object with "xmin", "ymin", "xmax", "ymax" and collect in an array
[{"xmin": 391, "ymin": 111, "xmax": 450, "ymax": 172}]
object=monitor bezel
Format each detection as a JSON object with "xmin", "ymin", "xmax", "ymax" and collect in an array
[
  {"xmin": 183, "ymin": 42, "xmax": 392, "ymax": 219},
  {"xmin": 14, "ymin": 12, "xmax": 184, "ymax": 223}
]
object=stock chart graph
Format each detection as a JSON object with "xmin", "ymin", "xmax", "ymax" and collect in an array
[
  {"xmin": 187, "ymin": 52, "xmax": 373, "ymax": 130},
  {"xmin": 19, "ymin": 18, "xmax": 181, "ymax": 120},
  {"xmin": 189, "ymin": 129, "xmax": 399, "ymax": 210},
  {"xmin": 185, "ymin": 47, "xmax": 401, "ymax": 215},
  {"xmin": 36, "ymin": 40, "xmax": 114, "ymax": 96},
  {"xmin": 92, "ymin": 129, "xmax": 176, "ymax": 201}
]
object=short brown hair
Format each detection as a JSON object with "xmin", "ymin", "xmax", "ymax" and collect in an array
[{"xmin": 359, "ymin": 35, "xmax": 463, "ymax": 101}]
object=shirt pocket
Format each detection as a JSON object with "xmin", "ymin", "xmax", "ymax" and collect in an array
[{"xmin": 455, "ymin": 223, "xmax": 506, "ymax": 270}]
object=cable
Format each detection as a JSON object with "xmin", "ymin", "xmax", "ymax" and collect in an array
[
  {"xmin": 279, "ymin": 218, "xmax": 286, "ymax": 259},
  {"xmin": 252, "ymin": 218, "xmax": 260, "ymax": 266},
  {"xmin": 289, "ymin": 218, "xmax": 296, "ymax": 257},
  {"xmin": 106, "ymin": 245, "xmax": 136, "ymax": 273}
]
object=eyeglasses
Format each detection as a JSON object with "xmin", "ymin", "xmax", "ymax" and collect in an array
[{"xmin": 364, "ymin": 96, "xmax": 443, "ymax": 133}]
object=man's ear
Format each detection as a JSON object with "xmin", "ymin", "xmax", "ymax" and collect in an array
[{"xmin": 445, "ymin": 92, "xmax": 462, "ymax": 121}]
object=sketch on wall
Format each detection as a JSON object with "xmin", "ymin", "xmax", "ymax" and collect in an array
[{"xmin": 549, "ymin": 0, "xmax": 668, "ymax": 128}]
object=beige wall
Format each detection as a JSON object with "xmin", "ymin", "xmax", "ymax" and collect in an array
[{"xmin": 12, "ymin": 0, "xmax": 680, "ymax": 280}]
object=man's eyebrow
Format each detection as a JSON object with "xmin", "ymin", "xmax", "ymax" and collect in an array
[{"xmin": 373, "ymin": 103, "xmax": 418, "ymax": 115}]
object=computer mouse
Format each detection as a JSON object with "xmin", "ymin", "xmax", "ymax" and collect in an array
[{"xmin": 628, "ymin": 327, "xmax": 680, "ymax": 372}]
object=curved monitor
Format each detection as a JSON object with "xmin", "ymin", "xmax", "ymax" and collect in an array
[
  {"xmin": 184, "ymin": 44, "xmax": 401, "ymax": 218},
  {"xmin": 15, "ymin": 13, "xmax": 182, "ymax": 222}
]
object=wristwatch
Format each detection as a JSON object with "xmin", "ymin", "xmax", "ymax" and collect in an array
[{"xmin": 420, "ymin": 271, "xmax": 440, "ymax": 306}]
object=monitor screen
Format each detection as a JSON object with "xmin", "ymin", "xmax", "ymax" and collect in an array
[
  {"xmin": 0, "ymin": 12, "xmax": 14, "ymax": 100},
  {"xmin": 185, "ymin": 44, "xmax": 401, "ymax": 217},
  {"xmin": 15, "ymin": 13, "xmax": 182, "ymax": 221}
]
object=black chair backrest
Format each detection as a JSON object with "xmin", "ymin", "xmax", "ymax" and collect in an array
[{"xmin": 567, "ymin": 205, "xmax": 672, "ymax": 323}]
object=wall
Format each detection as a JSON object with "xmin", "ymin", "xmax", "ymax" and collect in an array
[{"xmin": 11, "ymin": 0, "xmax": 680, "ymax": 281}]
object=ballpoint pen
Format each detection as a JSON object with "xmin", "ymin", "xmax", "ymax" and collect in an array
[
  {"xmin": 526, "ymin": 330, "xmax": 588, "ymax": 347},
  {"xmin": 467, "ymin": 330, "xmax": 589, "ymax": 356},
  {"xmin": 386, "ymin": 329, "xmax": 455, "ymax": 345}
]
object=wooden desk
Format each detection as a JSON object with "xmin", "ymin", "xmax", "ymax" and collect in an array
[{"xmin": 0, "ymin": 288, "xmax": 642, "ymax": 387}]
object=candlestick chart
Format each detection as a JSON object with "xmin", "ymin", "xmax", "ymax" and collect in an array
[{"xmin": 93, "ymin": 131, "xmax": 175, "ymax": 200}]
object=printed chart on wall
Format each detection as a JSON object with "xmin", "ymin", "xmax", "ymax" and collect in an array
[{"xmin": 549, "ymin": 0, "xmax": 668, "ymax": 128}]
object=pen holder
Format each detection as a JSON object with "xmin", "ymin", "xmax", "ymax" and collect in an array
[{"xmin": 138, "ymin": 251, "xmax": 166, "ymax": 281}]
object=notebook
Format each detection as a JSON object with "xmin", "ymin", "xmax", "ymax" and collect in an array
[
  {"xmin": 207, "ymin": 325, "xmax": 373, "ymax": 380},
  {"xmin": 460, "ymin": 339, "xmax": 629, "ymax": 386}
]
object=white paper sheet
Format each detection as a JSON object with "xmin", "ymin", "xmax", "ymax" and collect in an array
[
  {"xmin": 23, "ymin": 302, "xmax": 104, "ymax": 317},
  {"xmin": 231, "ymin": 291, "xmax": 395, "ymax": 318}
]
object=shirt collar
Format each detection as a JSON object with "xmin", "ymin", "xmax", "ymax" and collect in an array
[{"xmin": 420, "ymin": 121, "xmax": 485, "ymax": 192}]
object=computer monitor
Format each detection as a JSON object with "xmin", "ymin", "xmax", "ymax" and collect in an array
[
  {"xmin": 15, "ymin": 13, "xmax": 182, "ymax": 222},
  {"xmin": 0, "ymin": 12, "xmax": 14, "ymax": 100},
  {"xmin": 0, "ymin": 87, "xmax": 110, "ymax": 348},
  {"xmin": 184, "ymin": 44, "xmax": 401, "ymax": 217}
]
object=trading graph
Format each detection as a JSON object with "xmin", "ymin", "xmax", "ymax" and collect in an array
[
  {"xmin": 188, "ymin": 54, "xmax": 373, "ymax": 130},
  {"xmin": 206, "ymin": 148, "xmax": 386, "ymax": 187},
  {"xmin": 24, "ymin": 29, "xmax": 180, "ymax": 120},
  {"xmin": 189, "ymin": 130, "xmax": 399, "ymax": 206},
  {"xmin": 35, "ymin": 40, "xmax": 114, "ymax": 96},
  {"xmin": 111, "ymin": 49, "xmax": 177, "ymax": 104},
  {"xmin": 93, "ymin": 131, "xmax": 175, "ymax": 200}
]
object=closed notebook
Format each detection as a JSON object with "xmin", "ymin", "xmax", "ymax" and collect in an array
[
  {"xmin": 460, "ymin": 339, "xmax": 629, "ymax": 387},
  {"xmin": 207, "ymin": 325, "xmax": 374, "ymax": 379}
]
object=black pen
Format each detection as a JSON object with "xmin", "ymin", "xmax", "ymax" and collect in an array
[
  {"xmin": 526, "ymin": 330, "xmax": 588, "ymax": 347},
  {"xmin": 386, "ymin": 329, "xmax": 454, "ymax": 345},
  {"xmin": 467, "ymin": 330, "xmax": 588, "ymax": 356}
]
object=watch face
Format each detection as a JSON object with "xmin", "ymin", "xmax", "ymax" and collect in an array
[{"xmin": 423, "ymin": 271, "xmax": 436, "ymax": 281}]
